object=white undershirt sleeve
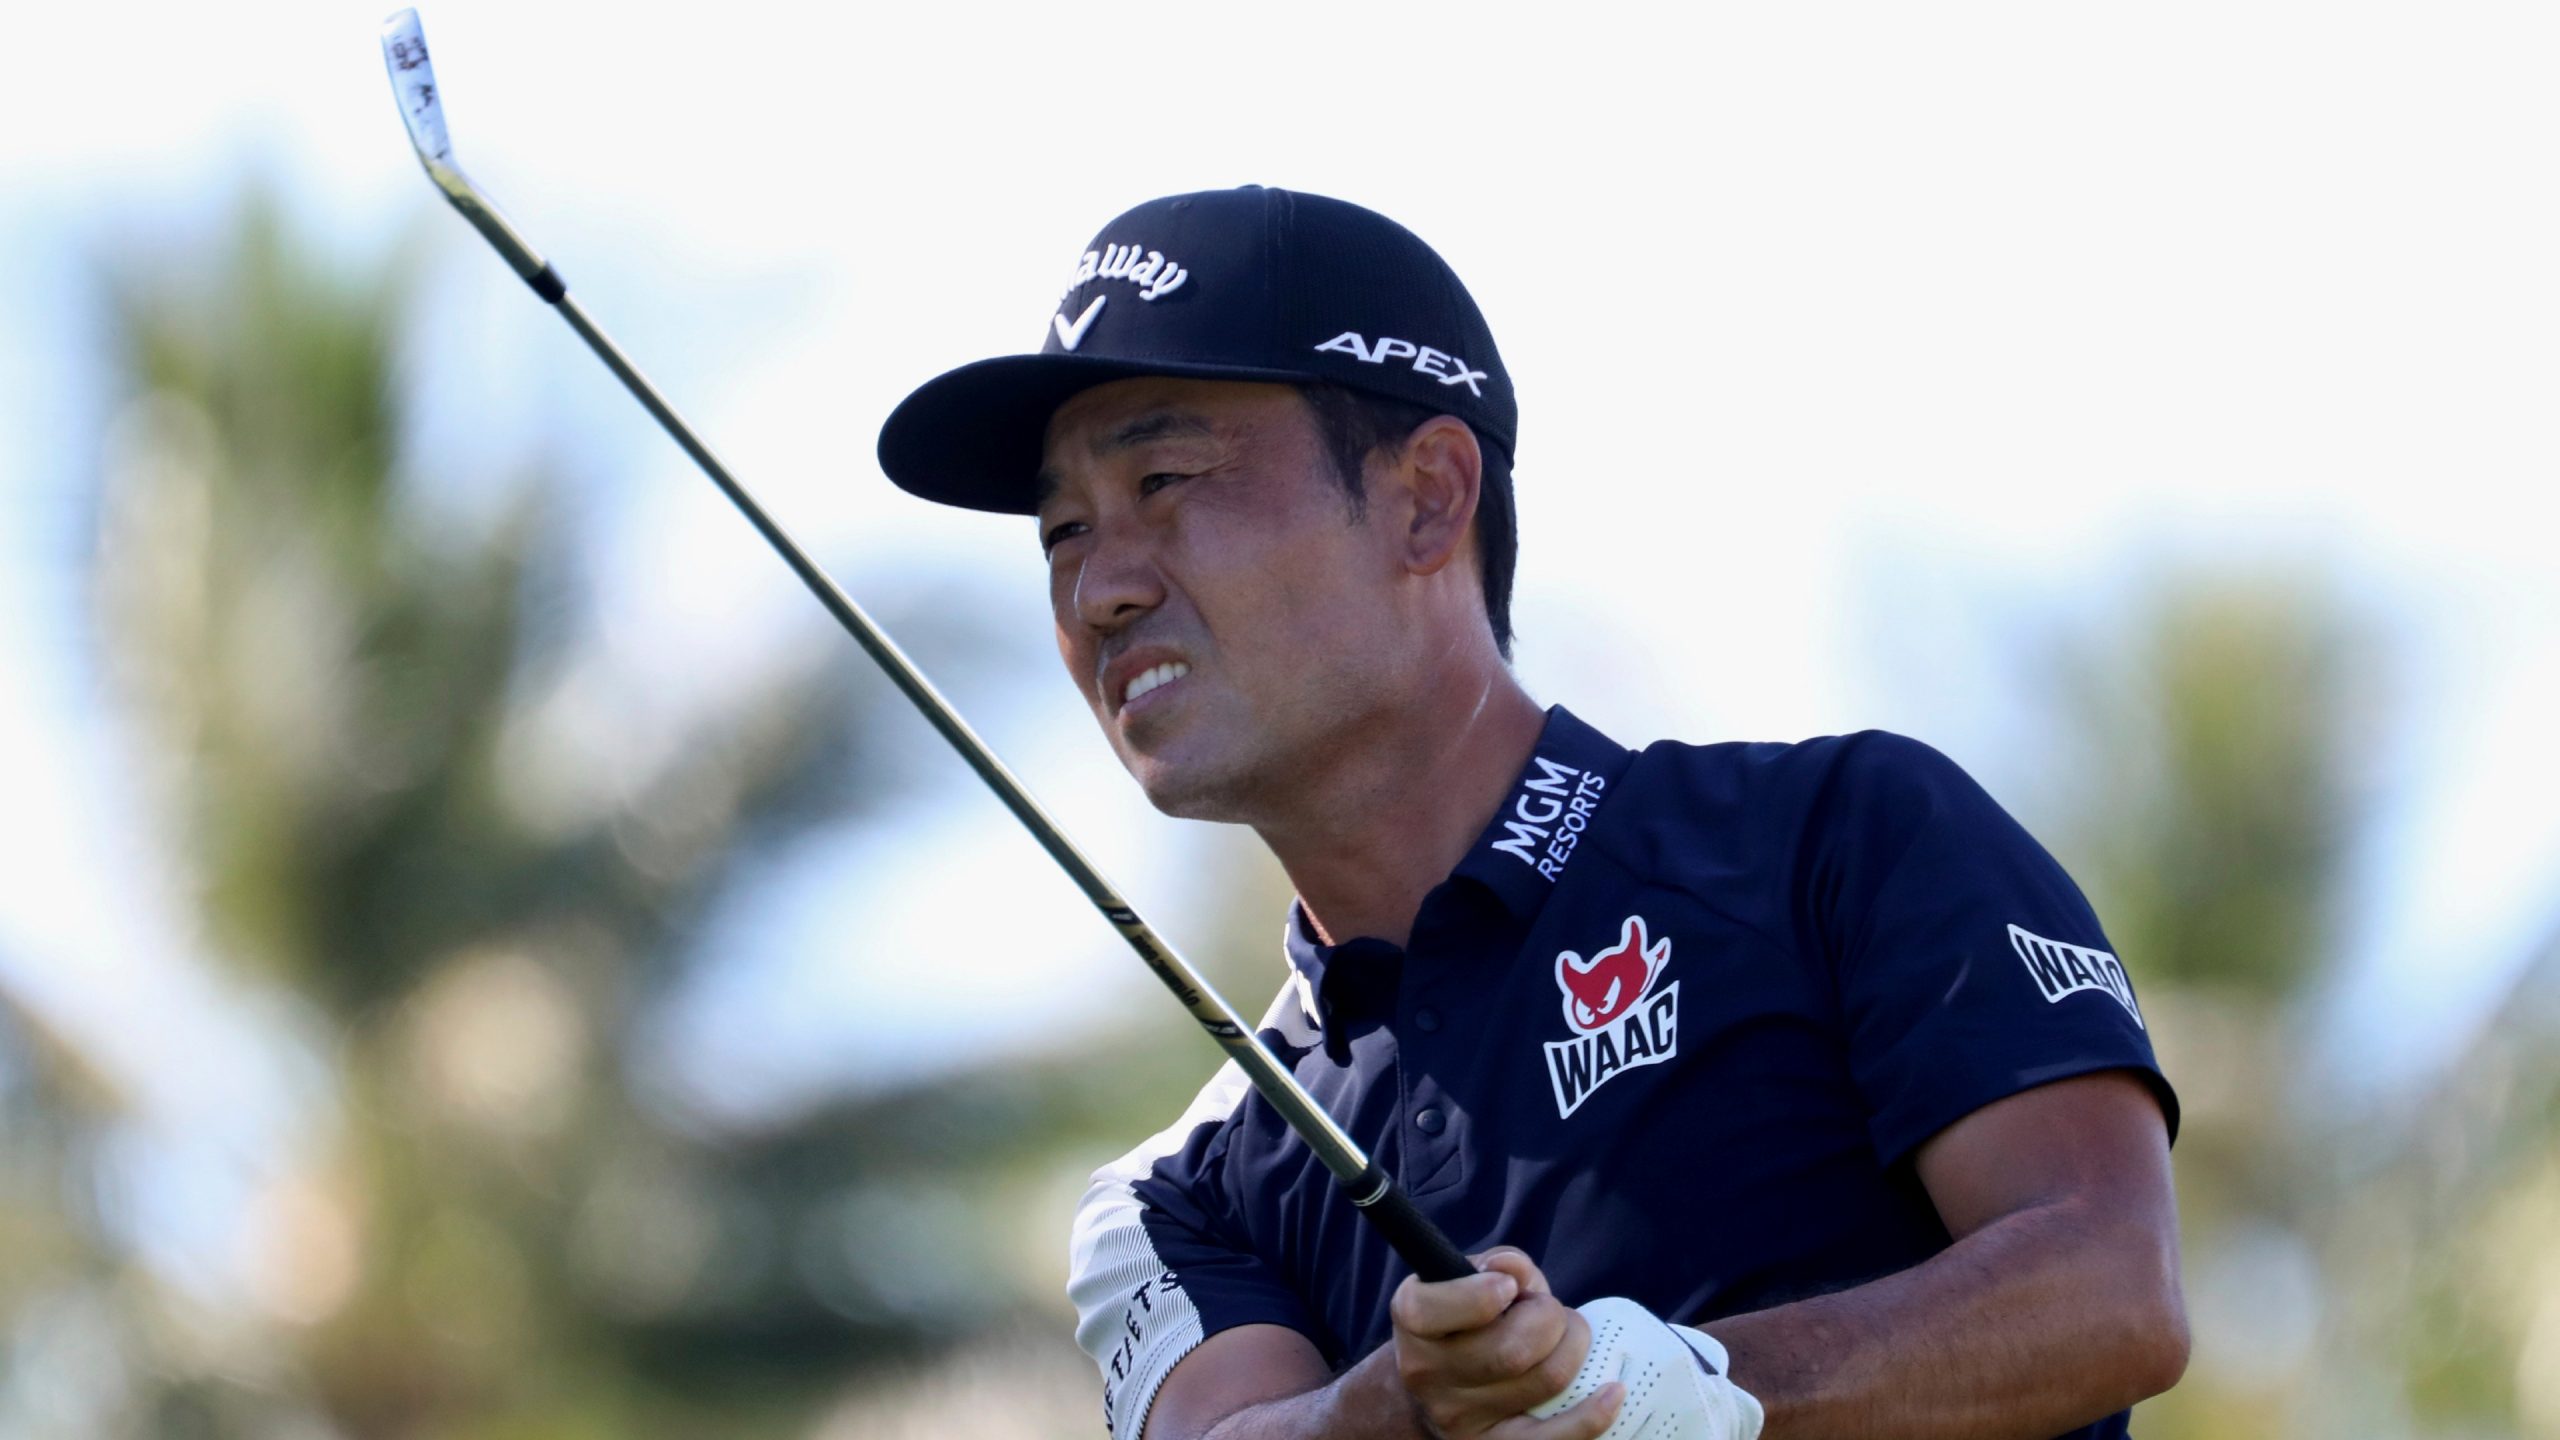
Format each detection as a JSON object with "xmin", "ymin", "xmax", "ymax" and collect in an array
[{"xmin": 1067, "ymin": 1058, "xmax": 1258, "ymax": 1440}]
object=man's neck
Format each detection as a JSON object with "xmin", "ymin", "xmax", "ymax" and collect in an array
[{"xmin": 1254, "ymin": 671, "xmax": 1547, "ymax": 950}]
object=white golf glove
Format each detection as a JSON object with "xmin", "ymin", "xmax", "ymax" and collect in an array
[{"xmin": 1527, "ymin": 1297, "xmax": 1764, "ymax": 1440}]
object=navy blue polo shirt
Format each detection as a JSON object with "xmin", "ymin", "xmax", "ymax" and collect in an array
[{"xmin": 1067, "ymin": 706, "xmax": 2177, "ymax": 1440}]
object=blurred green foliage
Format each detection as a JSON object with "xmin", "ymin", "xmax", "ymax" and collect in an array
[
  {"xmin": 2044, "ymin": 574, "xmax": 2373, "ymax": 1001},
  {"xmin": 2027, "ymin": 572, "xmax": 2560, "ymax": 1440},
  {"xmin": 12, "ymin": 192, "xmax": 1237, "ymax": 1438}
]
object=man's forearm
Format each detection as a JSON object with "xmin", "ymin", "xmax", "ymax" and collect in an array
[
  {"xmin": 1157, "ymin": 1254, "xmax": 1622, "ymax": 1440},
  {"xmin": 1182, "ymin": 1344, "xmax": 1419, "ymax": 1440},
  {"xmin": 1711, "ymin": 1195, "xmax": 2188, "ymax": 1440}
]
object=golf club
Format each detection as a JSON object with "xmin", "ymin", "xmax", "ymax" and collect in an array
[{"xmin": 378, "ymin": 7, "xmax": 1474, "ymax": 1285}]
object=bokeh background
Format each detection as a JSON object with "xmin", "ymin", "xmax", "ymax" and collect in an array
[{"xmin": 3, "ymin": 3, "xmax": 2556, "ymax": 1436}]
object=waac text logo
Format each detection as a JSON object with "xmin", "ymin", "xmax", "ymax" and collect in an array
[
  {"xmin": 1544, "ymin": 916, "xmax": 1678, "ymax": 1119},
  {"xmin": 2009, "ymin": 925, "xmax": 2144, "ymax": 1029}
]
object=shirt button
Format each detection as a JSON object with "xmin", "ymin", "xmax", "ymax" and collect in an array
[
  {"xmin": 1415, "ymin": 1108, "xmax": 1446, "ymax": 1135},
  {"xmin": 1414, "ymin": 1008, "xmax": 1442, "ymax": 1033}
]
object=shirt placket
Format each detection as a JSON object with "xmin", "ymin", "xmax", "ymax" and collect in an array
[{"xmin": 1397, "ymin": 893, "xmax": 1503, "ymax": 1201}]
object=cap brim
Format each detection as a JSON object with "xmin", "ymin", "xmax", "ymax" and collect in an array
[{"xmin": 876, "ymin": 352, "xmax": 1330, "ymax": 515}]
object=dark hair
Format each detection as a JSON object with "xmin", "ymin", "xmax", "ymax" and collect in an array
[{"xmin": 1295, "ymin": 383, "xmax": 1518, "ymax": 659}]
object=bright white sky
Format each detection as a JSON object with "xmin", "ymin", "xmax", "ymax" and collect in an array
[{"xmin": 1, "ymin": 1, "xmax": 2555, "ymax": 1294}]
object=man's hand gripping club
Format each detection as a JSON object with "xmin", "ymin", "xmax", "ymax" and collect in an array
[
  {"xmin": 1392, "ymin": 1249, "xmax": 1763, "ymax": 1440},
  {"xmin": 1391, "ymin": 1249, "xmax": 1616, "ymax": 1440}
]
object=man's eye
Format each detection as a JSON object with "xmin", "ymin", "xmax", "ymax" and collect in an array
[
  {"xmin": 1139, "ymin": 471, "xmax": 1189, "ymax": 497},
  {"xmin": 1041, "ymin": 521, "xmax": 1087, "ymax": 556}
]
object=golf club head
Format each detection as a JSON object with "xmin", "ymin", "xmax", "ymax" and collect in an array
[
  {"xmin": 381, "ymin": 9, "xmax": 454, "ymax": 170},
  {"xmin": 380, "ymin": 8, "xmax": 556, "ymax": 293}
]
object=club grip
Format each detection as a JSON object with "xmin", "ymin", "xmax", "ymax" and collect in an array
[{"xmin": 1346, "ymin": 1165, "xmax": 1475, "ymax": 1282}]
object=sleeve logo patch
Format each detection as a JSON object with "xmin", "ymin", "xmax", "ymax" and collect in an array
[
  {"xmin": 1544, "ymin": 915, "xmax": 1679, "ymax": 1118},
  {"xmin": 2008, "ymin": 924, "xmax": 2144, "ymax": 1030},
  {"xmin": 1099, "ymin": 1271, "xmax": 1186, "ymax": 1433}
]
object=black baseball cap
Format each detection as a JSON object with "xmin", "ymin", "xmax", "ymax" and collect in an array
[{"xmin": 876, "ymin": 185, "xmax": 1516, "ymax": 514}]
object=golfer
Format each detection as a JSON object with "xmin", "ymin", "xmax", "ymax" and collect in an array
[{"xmin": 877, "ymin": 187, "xmax": 2186, "ymax": 1440}]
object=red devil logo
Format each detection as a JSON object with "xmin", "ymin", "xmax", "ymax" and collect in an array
[{"xmin": 1555, "ymin": 916, "xmax": 1671, "ymax": 1034}]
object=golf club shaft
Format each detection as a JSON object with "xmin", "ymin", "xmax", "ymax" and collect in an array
[
  {"xmin": 541, "ymin": 281, "xmax": 1471, "ymax": 1283},
  {"xmin": 383, "ymin": 0, "xmax": 1470, "ymax": 1287}
]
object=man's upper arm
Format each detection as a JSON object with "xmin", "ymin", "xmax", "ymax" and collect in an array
[
  {"xmin": 1913, "ymin": 1068, "xmax": 2180, "ymax": 1272},
  {"xmin": 1912, "ymin": 1067, "xmax": 2190, "ymax": 1405}
]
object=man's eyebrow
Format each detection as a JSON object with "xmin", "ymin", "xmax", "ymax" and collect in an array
[
  {"xmin": 1034, "ymin": 410, "xmax": 1218, "ymax": 510},
  {"xmin": 1094, "ymin": 410, "xmax": 1216, "ymax": 456}
]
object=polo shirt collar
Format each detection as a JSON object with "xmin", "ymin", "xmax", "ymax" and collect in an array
[
  {"xmin": 1449, "ymin": 704, "xmax": 1634, "ymax": 921},
  {"xmin": 1283, "ymin": 705, "xmax": 1634, "ymax": 1024}
]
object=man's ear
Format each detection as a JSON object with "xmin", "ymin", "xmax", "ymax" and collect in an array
[{"xmin": 1395, "ymin": 416, "xmax": 1483, "ymax": 578}]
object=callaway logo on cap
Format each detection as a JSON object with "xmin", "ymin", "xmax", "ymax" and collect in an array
[{"xmin": 876, "ymin": 185, "xmax": 1517, "ymax": 515}]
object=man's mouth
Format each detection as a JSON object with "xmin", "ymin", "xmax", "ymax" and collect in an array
[{"xmin": 1121, "ymin": 661, "xmax": 1189, "ymax": 709}]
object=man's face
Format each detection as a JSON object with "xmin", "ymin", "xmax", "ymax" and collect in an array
[{"xmin": 1035, "ymin": 377, "xmax": 1411, "ymax": 820}]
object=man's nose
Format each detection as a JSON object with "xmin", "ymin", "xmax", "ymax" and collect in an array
[{"xmin": 1071, "ymin": 520, "xmax": 1166, "ymax": 633}]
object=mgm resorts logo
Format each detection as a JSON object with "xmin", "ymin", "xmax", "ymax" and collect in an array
[
  {"xmin": 1490, "ymin": 756, "xmax": 1607, "ymax": 881},
  {"xmin": 1543, "ymin": 915, "xmax": 1678, "ymax": 1119}
]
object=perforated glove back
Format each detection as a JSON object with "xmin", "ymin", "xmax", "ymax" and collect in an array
[{"xmin": 1527, "ymin": 1297, "xmax": 1765, "ymax": 1440}]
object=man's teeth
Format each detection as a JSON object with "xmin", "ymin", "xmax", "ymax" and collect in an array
[{"xmin": 1122, "ymin": 661, "xmax": 1189, "ymax": 706}]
